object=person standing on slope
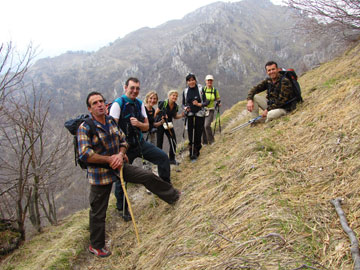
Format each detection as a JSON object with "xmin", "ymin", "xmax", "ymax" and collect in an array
[
  {"xmin": 77, "ymin": 91, "xmax": 180, "ymax": 257},
  {"xmin": 202, "ymin": 74, "xmax": 221, "ymax": 145},
  {"xmin": 155, "ymin": 90, "xmax": 184, "ymax": 165},
  {"xmin": 109, "ymin": 78, "xmax": 173, "ymax": 221},
  {"xmin": 182, "ymin": 73, "xmax": 209, "ymax": 160}
]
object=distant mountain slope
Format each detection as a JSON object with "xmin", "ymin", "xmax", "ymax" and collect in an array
[
  {"xmin": 2, "ymin": 38, "xmax": 359, "ymax": 270},
  {"xmin": 28, "ymin": 0, "xmax": 345, "ymax": 118}
]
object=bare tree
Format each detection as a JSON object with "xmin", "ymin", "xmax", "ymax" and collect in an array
[
  {"xmin": 0, "ymin": 42, "xmax": 36, "ymax": 108},
  {"xmin": 0, "ymin": 85, "xmax": 70, "ymax": 238},
  {"xmin": 0, "ymin": 97, "xmax": 37, "ymax": 239},
  {"xmin": 285, "ymin": 0, "xmax": 360, "ymax": 40}
]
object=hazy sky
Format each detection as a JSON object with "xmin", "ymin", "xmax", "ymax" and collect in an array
[{"xmin": 1, "ymin": 0, "xmax": 283, "ymax": 58}]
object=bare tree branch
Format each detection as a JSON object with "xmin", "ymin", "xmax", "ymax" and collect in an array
[
  {"xmin": 285, "ymin": 0, "xmax": 360, "ymax": 40},
  {"xmin": 0, "ymin": 42, "xmax": 37, "ymax": 106},
  {"xmin": 331, "ymin": 198, "xmax": 360, "ymax": 270}
]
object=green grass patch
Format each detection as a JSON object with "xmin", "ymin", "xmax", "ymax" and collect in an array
[
  {"xmin": 323, "ymin": 77, "xmax": 339, "ymax": 88},
  {"xmin": 254, "ymin": 138, "xmax": 284, "ymax": 158}
]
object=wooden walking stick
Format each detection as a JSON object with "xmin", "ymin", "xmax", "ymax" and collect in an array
[{"xmin": 119, "ymin": 166, "xmax": 140, "ymax": 244}]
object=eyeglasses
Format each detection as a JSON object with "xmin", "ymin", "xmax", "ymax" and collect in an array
[{"xmin": 129, "ymin": 86, "xmax": 140, "ymax": 91}]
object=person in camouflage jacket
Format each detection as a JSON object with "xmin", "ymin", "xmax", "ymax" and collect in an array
[{"xmin": 247, "ymin": 61, "xmax": 296, "ymax": 122}]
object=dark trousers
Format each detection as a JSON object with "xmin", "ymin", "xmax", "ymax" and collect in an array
[
  {"xmin": 115, "ymin": 141, "xmax": 171, "ymax": 209},
  {"xmin": 89, "ymin": 183, "xmax": 112, "ymax": 249},
  {"xmin": 157, "ymin": 126, "xmax": 177, "ymax": 161},
  {"xmin": 92, "ymin": 163, "xmax": 179, "ymax": 248},
  {"xmin": 187, "ymin": 115, "xmax": 204, "ymax": 155},
  {"xmin": 127, "ymin": 140, "xmax": 170, "ymax": 182},
  {"xmin": 115, "ymin": 163, "xmax": 178, "ymax": 209}
]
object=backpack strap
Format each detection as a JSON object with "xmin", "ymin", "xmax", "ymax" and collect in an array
[
  {"xmin": 198, "ymin": 86, "xmax": 203, "ymax": 102},
  {"xmin": 80, "ymin": 118, "xmax": 111, "ymax": 169},
  {"xmin": 118, "ymin": 96, "xmax": 143, "ymax": 118},
  {"xmin": 184, "ymin": 87, "xmax": 188, "ymax": 102},
  {"xmin": 83, "ymin": 118, "xmax": 97, "ymax": 138},
  {"xmin": 204, "ymin": 86, "xmax": 216, "ymax": 98}
]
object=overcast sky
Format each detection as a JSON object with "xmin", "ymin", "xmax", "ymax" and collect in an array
[{"xmin": 1, "ymin": 0, "xmax": 283, "ymax": 59}]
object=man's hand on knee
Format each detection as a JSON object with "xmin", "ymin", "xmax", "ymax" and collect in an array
[
  {"xmin": 262, "ymin": 109, "xmax": 268, "ymax": 118},
  {"xmin": 247, "ymin": 100, "xmax": 254, "ymax": 112}
]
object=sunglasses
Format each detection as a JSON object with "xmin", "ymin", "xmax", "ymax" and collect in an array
[{"xmin": 129, "ymin": 86, "xmax": 140, "ymax": 91}]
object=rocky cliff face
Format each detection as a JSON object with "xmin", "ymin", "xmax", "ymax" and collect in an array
[{"xmin": 27, "ymin": 0, "xmax": 346, "ymax": 117}]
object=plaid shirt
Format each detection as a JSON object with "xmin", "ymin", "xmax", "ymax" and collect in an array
[{"xmin": 77, "ymin": 115, "xmax": 128, "ymax": 185}]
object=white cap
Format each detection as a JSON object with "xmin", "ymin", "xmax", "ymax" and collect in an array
[{"xmin": 205, "ymin": 75, "xmax": 214, "ymax": 81}]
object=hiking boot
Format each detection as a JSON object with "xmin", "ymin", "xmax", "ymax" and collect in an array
[
  {"xmin": 117, "ymin": 208, "xmax": 131, "ymax": 222},
  {"xmin": 190, "ymin": 155, "xmax": 197, "ymax": 161},
  {"xmin": 88, "ymin": 245, "xmax": 111, "ymax": 258},
  {"xmin": 169, "ymin": 159, "xmax": 180, "ymax": 165},
  {"xmin": 170, "ymin": 189, "xmax": 181, "ymax": 205}
]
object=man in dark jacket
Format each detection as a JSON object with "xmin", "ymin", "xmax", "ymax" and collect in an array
[
  {"xmin": 247, "ymin": 61, "xmax": 297, "ymax": 122},
  {"xmin": 109, "ymin": 77, "xmax": 173, "ymax": 220}
]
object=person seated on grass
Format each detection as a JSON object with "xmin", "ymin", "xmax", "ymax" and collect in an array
[{"xmin": 247, "ymin": 61, "xmax": 299, "ymax": 122}]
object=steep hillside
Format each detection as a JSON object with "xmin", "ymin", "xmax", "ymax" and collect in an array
[{"xmin": 2, "ymin": 41, "xmax": 359, "ymax": 270}]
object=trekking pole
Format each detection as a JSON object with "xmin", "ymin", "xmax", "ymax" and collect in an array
[
  {"xmin": 213, "ymin": 104, "xmax": 221, "ymax": 134},
  {"xmin": 119, "ymin": 166, "xmax": 140, "ymax": 244},
  {"xmin": 182, "ymin": 117, "xmax": 187, "ymax": 139},
  {"xmin": 191, "ymin": 115, "xmax": 195, "ymax": 157},
  {"xmin": 168, "ymin": 131, "xmax": 177, "ymax": 159},
  {"xmin": 217, "ymin": 106, "xmax": 221, "ymax": 134},
  {"xmin": 163, "ymin": 116, "xmax": 177, "ymax": 158},
  {"xmin": 229, "ymin": 116, "xmax": 263, "ymax": 133},
  {"xmin": 133, "ymin": 126, "xmax": 146, "ymax": 166}
]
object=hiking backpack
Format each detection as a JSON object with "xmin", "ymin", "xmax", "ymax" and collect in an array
[
  {"xmin": 279, "ymin": 69, "xmax": 303, "ymax": 103},
  {"xmin": 64, "ymin": 114, "xmax": 110, "ymax": 170},
  {"xmin": 157, "ymin": 99, "xmax": 179, "ymax": 118},
  {"xmin": 113, "ymin": 96, "xmax": 144, "ymax": 147}
]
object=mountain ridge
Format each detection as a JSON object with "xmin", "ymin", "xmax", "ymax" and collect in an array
[{"xmin": 27, "ymin": 0, "xmax": 346, "ymax": 118}]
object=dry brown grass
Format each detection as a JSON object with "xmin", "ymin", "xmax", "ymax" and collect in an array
[
  {"xmin": 88, "ymin": 42, "xmax": 359, "ymax": 270},
  {"xmin": 1, "ymin": 42, "xmax": 360, "ymax": 270}
]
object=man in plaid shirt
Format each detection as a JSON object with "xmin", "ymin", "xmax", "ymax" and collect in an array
[{"xmin": 77, "ymin": 91, "xmax": 180, "ymax": 258}]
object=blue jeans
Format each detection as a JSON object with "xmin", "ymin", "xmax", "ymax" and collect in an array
[{"xmin": 115, "ymin": 140, "xmax": 171, "ymax": 210}]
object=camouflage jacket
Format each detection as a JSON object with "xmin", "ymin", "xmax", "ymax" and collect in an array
[{"xmin": 247, "ymin": 75, "xmax": 296, "ymax": 111}]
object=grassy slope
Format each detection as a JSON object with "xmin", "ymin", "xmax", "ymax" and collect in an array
[{"xmin": 1, "ymin": 42, "xmax": 360, "ymax": 270}]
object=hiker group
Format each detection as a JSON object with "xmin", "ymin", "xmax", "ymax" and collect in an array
[{"xmin": 65, "ymin": 61, "xmax": 302, "ymax": 258}]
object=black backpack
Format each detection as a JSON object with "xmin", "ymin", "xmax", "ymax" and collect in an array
[
  {"xmin": 279, "ymin": 69, "xmax": 303, "ymax": 103},
  {"xmin": 64, "ymin": 114, "xmax": 109, "ymax": 170}
]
